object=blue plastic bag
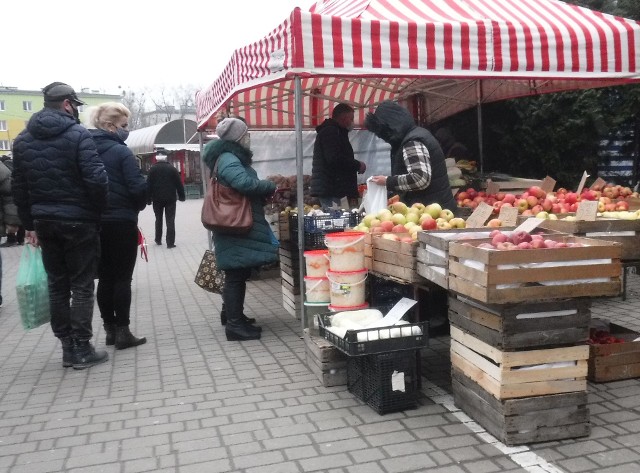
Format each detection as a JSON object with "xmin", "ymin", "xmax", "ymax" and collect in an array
[{"xmin": 16, "ymin": 245, "xmax": 51, "ymax": 330}]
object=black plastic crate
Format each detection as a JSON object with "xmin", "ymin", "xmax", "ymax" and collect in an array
[
  {"xmin": 289, "ymin": 212, "xmax": 362, "ymax": 250},
  {"xmin": 369, "ymin": 273, "xmax": 416, "ymax": 316},
  {"xmin": 348, "ymin": 350, "xmax": 419, "ymax": 415},
  {"xmin": 317, "ymin": 313, "xmax": 428, "ymax": 356}
]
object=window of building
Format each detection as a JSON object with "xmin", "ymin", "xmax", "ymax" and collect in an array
[
  {"xmin": 0, "ymin": 140, "xmax": 10, "ymax": 150},
  {"xmin": 23, "ymin": 101, "xmax": 32, "ymax": 111},
  {"xmin": 0, "ymin": 120, "xmax": 6, "ymax": 131},
  {"xmin": 0, "ymin": 100, "xmax": 5, "ymax": 111}
]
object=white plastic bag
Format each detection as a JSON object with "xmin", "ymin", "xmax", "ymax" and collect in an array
[{"xmin": 361, "ymin": 177, "xmax": 388, "ymax": 215}]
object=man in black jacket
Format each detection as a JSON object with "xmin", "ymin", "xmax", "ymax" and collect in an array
[
  {"xmin": 12, "ymin": 82, "xmax": 110, "ymax": 369},
  {"xmin": 310, "ymin": 103, "xmax": 366, "ymax": 209},
  {"xmin": 146, "ymin": 154, "xmax": 185, "ymax": 248}
]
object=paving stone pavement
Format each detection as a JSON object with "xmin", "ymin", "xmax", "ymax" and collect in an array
[{"xmin": 1, "ymin": 198, "xmax": 639, "ymax": 473}]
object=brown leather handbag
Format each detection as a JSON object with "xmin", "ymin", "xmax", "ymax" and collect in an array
[{"xmin": 201, "ymin": 159, "xmax": 253, "ymax": 235}]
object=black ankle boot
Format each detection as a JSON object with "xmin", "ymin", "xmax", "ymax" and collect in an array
[
  {"xmin": 72, "ymin": 340, "xmax": 108, "ymax": 370},
  {"xmin": 221, "ymin": 306, "xmax": 227, "ymax": 326},
  {"xmin": 104, "ymin": 324, "xmax": 116, "ymax": 346},
  {"xmin": 225, "ymin": 322, "xmax": 261, "ymax": 341},
  {"xmin": 61, "ymin": 337, "xmax": 74, "ymax": 367},
  {"xmin": 115, "ymin": 326, "xmax": 147, "ymax": 350}
]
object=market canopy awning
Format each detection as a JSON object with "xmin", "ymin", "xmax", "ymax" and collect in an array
[
  {"xmin": 195, "ymin": 0, "xmax": 640, "ymax": 131},
  {"xmin": 126, "ymin": 119, "xmax": 198, "ymax": 155}
]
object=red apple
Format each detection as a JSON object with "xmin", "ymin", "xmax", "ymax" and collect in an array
[
  {"xmin": 517, "ymin": 242, "xmax": 532, "ymax": 250},
  {"xmin": 487, "ymin": 219, "xmax": 503, "ymax": 228},
  {"xmin": 457, "ymin": 191, "xmax": 469, "ymax": 201},
  {"xmin": 541, "ymin": 199, "xmax": 553, "ymax": 212},
  {"xmin": 391, "ymin": 224, "xmax": 407, "ymax": 233},
  {"xmin": 564, "ymin": 192, "xmax": 578, "ymax": 205},
  {"xmin": 491, "ymin": 232, "xmax": 509, "ymax": 246},
  {"xmin": 531, "ymin": 239, "xmax": 546, "ymax": 249},
  {"xmin": 502, "ymin": 193, "xmax": 516, "ymax": 205},
  {"xmin": 528, "ymin": 186, "xmax": 546, "ymax": 199},
  {"xmin": 616, "ymin": 200, "xmax": 630, "ymax": 211},
  {"xmin": 530, "ymin": 204, "xmax": 543, "ymax": 215},
  {"xmin": 420, "ymin": 216, "xmax": 437, "ymax": 230}
]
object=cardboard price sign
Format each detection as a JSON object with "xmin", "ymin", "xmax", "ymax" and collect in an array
[
  {"xmin": 540, "ymin": 176, "xmax": 556, "ymax": 194},
  {"xmin": 576, "ymin": 171, "xmax": 590, "ymax": 196},
  {"xmin": 498, "ymin": 206, "xmax": 519, "ymax": 227},
  {"xmin": 486, "ymin": 179, "xmax": 500, "ymax": 196},
  {"xmin": 514, "ymin": 217, "xmax": 544, "ymax": 234},
  {"xmin": 576, "ymin": 200, "xmax": 598, "ymax": 221},
  {"xmin": 465, "ymin": 202, "xmax": 494, "ymax": 228},
  {"xmin": 590, "ymin": 177, "xmax": 606, "ymax": 190}
]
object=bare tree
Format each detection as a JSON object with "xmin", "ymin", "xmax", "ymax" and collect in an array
[{"xmin": 120, "ymin": 88, "xmax": 148, "ymax": 130}]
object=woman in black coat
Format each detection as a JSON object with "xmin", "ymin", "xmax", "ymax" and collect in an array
[{"xmin": 90, "ymin": 103, "xmax": 148, "ymax": 349}]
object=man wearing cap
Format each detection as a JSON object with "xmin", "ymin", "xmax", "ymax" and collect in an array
[
  {"xmin": 146, "ymin": 153, "xmax": 185, "ymax": 248},
  {"xmin": 12, "ymin": 82, "xmax": 110, "ymax": 370}
]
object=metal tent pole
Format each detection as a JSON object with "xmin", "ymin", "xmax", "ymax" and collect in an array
[
  {"xmin": 294, "ymin": 76, "xmax": 307, "ymax": 331},
  {"xmin": 476, "ymin": 81, "xmax": 484, "ymax": 175}
]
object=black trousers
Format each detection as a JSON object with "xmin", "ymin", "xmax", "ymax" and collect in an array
[
  {"xmin": 153, "ymin": 200, "xmax": 177, "ymax": 246},
  {"xmin": 35, "ymin": 220, "xmax": 99, "ymax": 341},
  {"xmin": 223, "ymin": 268, "xmax": 252, "ymax": 325},
  {"xmin": 97, "ymin": 221, "xmax": 138, "ymax": 327}
]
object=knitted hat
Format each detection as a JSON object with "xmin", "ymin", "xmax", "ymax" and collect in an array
[{"xmin": 216, "ymin": 118, "xmax": 248, "ymax": 142}]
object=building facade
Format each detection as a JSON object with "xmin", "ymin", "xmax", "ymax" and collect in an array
[{"xmin": 0, "ymin": 86, "xmax": 122, "ymax": 153}]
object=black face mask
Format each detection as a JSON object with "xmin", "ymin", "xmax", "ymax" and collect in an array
[{"xmin": 69, "ymin": 104, "xmax": 80, "ymax": 124}]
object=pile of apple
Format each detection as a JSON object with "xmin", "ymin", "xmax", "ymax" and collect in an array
[
  {"xmin": 477, "ymin": 230, "xmax": 586, "ymax": 250},
  {"xmin": 351, "ymin": 201, "xmax": 463, "ymax": 240},
  {"xmin": 457, "ymin": 183, "xmax": 638, "ymax": 218}
]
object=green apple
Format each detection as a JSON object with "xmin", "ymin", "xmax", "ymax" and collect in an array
[
  {"xmin": 377, "ymin": 209, "xmax": 393, "ymax": 222},
  {"xmin": 405, "ymin": 211, "xmax": 420, "ymax": 224},
  {"xmin": 424, "ymin": 203, "xmax": 443, "ymax": 219},
  {"xmin": 391, "ymin": 213, "xmax": 407, "ymax": 225}
]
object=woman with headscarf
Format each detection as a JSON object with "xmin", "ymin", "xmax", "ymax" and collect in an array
[{"xmin": 202, "ymin": 117, "xmax": 278, "ymax": 341}]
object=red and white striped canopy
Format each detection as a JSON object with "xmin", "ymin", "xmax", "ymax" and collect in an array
[{"xmin": 195, "ymin": 0, "xmax": 640, "ymax": 131}]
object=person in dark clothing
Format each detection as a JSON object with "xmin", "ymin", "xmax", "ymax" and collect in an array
[
  {"xmin": 202, "ymin": 117, "xmax": 279, "ymax": 341},
  {"xmin": 365, "ymin": 100, "xmax": 457, "ymax": 209},
  {"xmin": 12, "ymin": 82, "xmax": 109, "ymax": 369},
  {"xmin": 0, "ymin": 155, "xmax": 24, "ymax": 247},
  {"xmin": 90, "ymin": 102, "xmax": 148, "ymax": 350},
  {"xmin": 146, "ymin": 154, "xmax": 185, "ymax": 248},
  {"xmin": 434, "ymin": 127, "xmax": 473, "ymax": 161},
  {"xmin": 310, "ymin": 103, "xmax": 366, "ymax": 209}
]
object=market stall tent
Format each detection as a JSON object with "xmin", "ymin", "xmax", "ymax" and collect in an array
[
  {"xmin": 196, "ymin": 0, "xmax": 640, "ymax": 131},
  {"xmin": 194, "ymin": 0, "xmax": 640, "ymax": 326}
]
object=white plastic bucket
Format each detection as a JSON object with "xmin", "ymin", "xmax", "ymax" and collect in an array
[
  {"xmin": 304, "ymin": 276, "xmax": 330, "ymax": 303},
  {"xmin": 328, "ymin": 302, "xmax": 369, "ymax": 312},
  {"xmin": 324, "ymin": 231, "xmax": 366, "ymax": 272},
  {"xmin": 304, "ymin": 249, "xmax": 330, "ymax": 277},
  {"xmin": 326, "ymin": 268, "xmax": 368, "ymax": 308}
]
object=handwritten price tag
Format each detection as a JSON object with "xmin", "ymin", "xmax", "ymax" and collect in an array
[
  {"xmin": 466, "ymin": 202, "xmax": 494, "ymax": 228},
  {"xmin": 498, "ymin": 206, "xmax": 519, "ymax": 227},
  {"xmin": 576, "ymin": 171, "xmax": 590, "ymax": 196},
  {"xmin": 576, "ymin": 201, "xmax": 598, "ymax": 221},
  {"xmin": 540, "ymin": 176, "xmax": 556, "ymax": 194}
]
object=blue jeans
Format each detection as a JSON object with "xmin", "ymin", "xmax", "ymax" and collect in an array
[{"xmin": 34, "ymin": 220, "xmax": 100, "ymax": 341}]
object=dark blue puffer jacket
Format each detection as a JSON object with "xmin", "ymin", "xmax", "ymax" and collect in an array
[
  {"xmin": 12, "ymin": 108, "xmax": 108, "ymax": 230},
  {"xmin": 90, "ymin": 129, "xmax": 147, "ymax": 223}
]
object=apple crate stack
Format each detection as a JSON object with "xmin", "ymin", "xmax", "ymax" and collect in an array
[
  {"xmin": 445, "ymin": 231, "xmax": 622, "ymax": 445},
  {"xmin": 366, "ymin": 233, "xmax": 423, "ymax": 284}
]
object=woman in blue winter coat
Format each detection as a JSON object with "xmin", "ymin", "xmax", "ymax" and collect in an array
[
  {"xmin": 90, "ymin": 103, "xmax": 148, "ymax": 349},
  {"xmin": 202, "ymin": 117, "xmax": 278, "ymax": 341}
]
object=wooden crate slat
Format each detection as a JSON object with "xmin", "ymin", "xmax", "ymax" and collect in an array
[
  {"xmin": 416, "ymin": 263, "xmax": 448, "ymax": 289},
  {"xmin": 416, "ymin": 247, "xmax": 447, "ymax": 266},
  {"xmin": 374, "ymin": 248, "xmax": 415, "ymax": 267}
]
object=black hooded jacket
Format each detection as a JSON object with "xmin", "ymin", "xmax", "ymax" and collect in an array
[
  {"xmin": 365, "ymin": 101, "xmax": 457, "ymax": 209},
  {"xmin": 310, "ymin": 118, "xmax": 360, "ymax": 199}
]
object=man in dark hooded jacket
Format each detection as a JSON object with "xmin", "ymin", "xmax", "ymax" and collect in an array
[
  {"xmin": 310, "ymin": 103, "xmax": 366, "ymax": 209},
  {"xmin": 12, "ymin": 82, "xmax": 109, "ymax": 370},
  {"xmin": 365, "ymin": 100, "xmax": 457, "ymax": 210}
]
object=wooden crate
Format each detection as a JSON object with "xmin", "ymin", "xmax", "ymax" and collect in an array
[
  {"xmin": 304, "ymin": 328, "xmax": 348, "ymax": 387},
  {"xmin": 367, "ymin": 233, "xmax": 423, "ymax": 283},
  {"xmin": 282, "ymin": 285, "xmax": 301, "ymax": 318},
  {"xmin": 588, "ymin": 322, "xmax": 640, "ymax": 382},
  {"xmin": 533, "ymin": 217, "xmax": 640, "ymax": 260},
  {"xmin": 450, "ymin": 326, "xmax": 589, "ymax": 399},
  {"xmin": 279, "ymin": 214, "xmax": 290, "ymax": 242},
  {"xmin": 452, "ymin": 367, "xmax": 590, "ymax": 445},
  {"xmin": 448, "ymin": 296, "xmax": 591, "ymax": 350},
  {"xmin": 448, "ymin": 235, "xmax": 622, "ymax": 304}
]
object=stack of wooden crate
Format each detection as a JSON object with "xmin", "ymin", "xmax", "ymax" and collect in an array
[
  {"xmin": 366, "ymin": 233, "xmax": 423, "ymax": 284},
  {"xmin": 279, "ymin": 241, "xmax": 301, "ymax": 318},
  {"xmin": 446, "ymin": 235, "xmax": 622, "ymax": 445},
  {"xmin": 304, "ymin": 328, "xmax": 348, "ymax": 387}
]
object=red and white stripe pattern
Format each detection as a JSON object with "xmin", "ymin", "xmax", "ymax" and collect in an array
[{"xmin": 196, "ymin": 0, "xmax": 640, "ymax": 130}]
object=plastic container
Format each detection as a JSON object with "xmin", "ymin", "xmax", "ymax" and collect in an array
[
  {"xmin": 325, "ymin": 231, "xmax": 366, "ymax": 271},
  {"xmin": 304, "ymin": 276, "xmax": 330, "ymax": 303},
  {"xmin": 304, "ymin": 249, "xmax": 330, "ymax": 277},
  {"xmin": 326, "ymin": 268, "xmax": 368, "ymax": 307}
]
